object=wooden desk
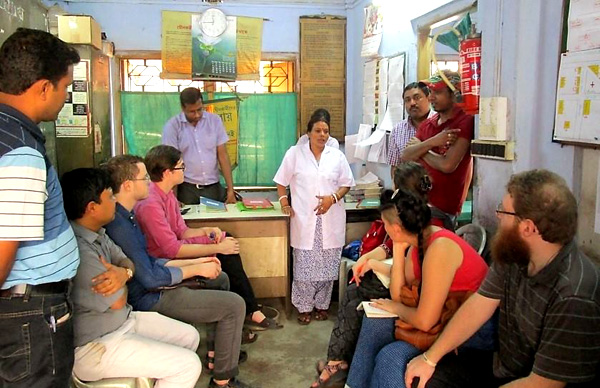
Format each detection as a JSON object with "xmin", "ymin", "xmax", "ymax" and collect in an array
[
  {"xmin": 182, "ymin": 202, "xmax": 378, "ymax": 314},
  {"xmin": 183, "ymin": 203, "xmax": 290, "ymax": 305}
]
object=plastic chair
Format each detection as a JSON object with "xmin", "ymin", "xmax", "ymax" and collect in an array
[
  {"xmin": 338, "ymin": 257, "xmax": 357, "ymax": 300},
  {"xmin": 456, "ymin": 223, "xmax": 487, "ymax": 255},
  {"xmin": 71, "ymin": 374, "xmax": 155, "ymax": 388}
]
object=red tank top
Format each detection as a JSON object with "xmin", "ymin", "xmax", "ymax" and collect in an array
[{"xmin": 411, "ymin": 228, "xmax": 488, "ymax": 292}]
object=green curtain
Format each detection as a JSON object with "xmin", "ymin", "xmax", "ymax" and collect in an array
[{"xmin": 120, "ymin": 92, "xmax": 297, "ymax": 186}]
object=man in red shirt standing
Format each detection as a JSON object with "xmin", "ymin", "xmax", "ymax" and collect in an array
[{"xmin": 402, "ymin": 70, "xmax": 474, "ymax": 229}]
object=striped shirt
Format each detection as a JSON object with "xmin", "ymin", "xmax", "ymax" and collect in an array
[
  {"xmin": 386, "ymin": 111, "xmax": 433, "ymax": 166},
  {"xmin": 478, "ymin": 241, "xmax": 600, "ymax": 383},
  {"xmin": 0, "ymin": 104, "xmax": 79, "ymax": 289}
]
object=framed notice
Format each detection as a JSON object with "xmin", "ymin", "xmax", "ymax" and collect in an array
[
  {"xmin": 299, "ymin": 16, "xmax": 346, "ymax": 141},
  {"xmin": 56, "ymin": 60, "xmax": 90, "ymax": 137}
]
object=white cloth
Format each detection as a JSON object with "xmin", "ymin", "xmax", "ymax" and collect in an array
[
  {"xmin": 274, "ymin": 142, "xmax": 355, "ymax": 250},
  {"xmin": 73, "ymin": 311, "xmax": 201, "ymax": 388},
  {"xmin": 297, "ymin": 134, "xmax": 340, "ymax": 149}
]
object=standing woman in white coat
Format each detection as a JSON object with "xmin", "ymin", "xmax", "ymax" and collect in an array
[{"xmin": 274, "ymin": 109, "xmax": 355, "ymax": 325}]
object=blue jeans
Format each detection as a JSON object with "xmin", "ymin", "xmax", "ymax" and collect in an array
[
  {"xmin": 347, "ymin": 317, "xmax": 419, "ymax": 388},
  {"xmin": 0, "ymin": 293, "xmax": 74, "ymax": 387},
  {"xmin": 347, "ymin": 316, "xmax": 498, "ymax": 388}
]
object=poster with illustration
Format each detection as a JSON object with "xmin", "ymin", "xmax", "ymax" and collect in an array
[{"xmin": 191, "ymin": 11, "xmax": 237, "ymax": 80}]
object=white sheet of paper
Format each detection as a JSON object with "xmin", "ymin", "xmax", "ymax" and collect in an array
[
  {"xmin": 358, "ymin": 127, "xmax": 386, "ymax": 146},
  {"xmin": 354, "ymin": 124, "xmax": 372, "ymax": 161},
  {"xmin": 344, "ymin": 134, "xmax": 361, "ymax": 164}
]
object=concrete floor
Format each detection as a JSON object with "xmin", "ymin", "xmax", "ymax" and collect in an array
[{"xmin": 195, "ymin": 298, "xmax": 337, "ymax": 388}]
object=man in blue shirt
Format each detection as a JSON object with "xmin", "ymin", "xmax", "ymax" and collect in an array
[
  {"xmin": 0, "ymin": 28, "xmax": 80, "ymax": 387},
  {"xmin": 102, "ymin": 155, "xmax": 255, "ymax": 388}
]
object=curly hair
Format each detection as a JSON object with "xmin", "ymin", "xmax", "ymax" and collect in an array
[
  {"xmin": 507, "ymin": 169, "xmax": 577, "ymax": 245},
  {"xmin": 0, "ymin": 28, "xmax": 80, "ymax": 95},
  {"xmin": 380, "ymin": 188, "xmax": 432, "ymax": 267}
]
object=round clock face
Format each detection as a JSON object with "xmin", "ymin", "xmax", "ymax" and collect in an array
[{"xmin": 200, "ymin": 8, "xmax": 228, "ymax": 38}]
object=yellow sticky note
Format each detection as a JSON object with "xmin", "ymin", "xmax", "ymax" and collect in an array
[
  {"xmin": 558, "ymin": 100, "xmax": 564, "ymax": 114},
  {"xmin": 583, "ymin": 100, "xmax": 591, "ymax": 116},
  {"xmin": 564, "ymin": 121, "xmax": 570, "ymax": 129},
  {"xmin": 560, "ymin": 77, "xmax": 566, "ymax": 88}
]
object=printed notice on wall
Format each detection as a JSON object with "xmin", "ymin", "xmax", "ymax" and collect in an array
[
  {"xmin": 161, "ymin": 11, "xmax": 192, "ymax": 76},
  {"xmin": 56, "ymin": 60, "xmax": 89, "ymax": 137},
  {"xmin": 299, "ymin": 16, "xmax": 346, "ymax": 140}
]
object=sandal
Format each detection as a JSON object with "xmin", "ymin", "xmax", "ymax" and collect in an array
[
  {"xmin": 242, "ymin": 328, "xmax": 258, "ymax": 344},
  {"xmin": 313, "ymin": 309, "xmax": 329, "ymax": 321},
  {"xmin": 244, "ymin": 316, "xmax": 283, "ymax": 331},
  {"xmin": 297, "ymin": 311, "xmax": 312, "ymax": 325},
  {"xmin": 310, "ymin": 361, "xmax": 348, "ymax": 388},
  {"xmin": 204, "ymin": 351, "xmax": 248, "ymax": 374}
]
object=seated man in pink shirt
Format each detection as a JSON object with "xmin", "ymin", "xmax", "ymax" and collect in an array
[{"xmin": 135, "ymin": 145, "xmax": 282, "ymax": 332}]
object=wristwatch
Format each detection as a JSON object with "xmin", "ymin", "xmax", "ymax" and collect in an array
[{"xmin": 126, "ymin": 268, "xmax": 134, "ymax": 281}]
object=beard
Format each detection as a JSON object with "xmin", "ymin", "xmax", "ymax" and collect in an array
[{"xmin": 491, "ymin": 222, "xmax": 530, "ymax": 267}]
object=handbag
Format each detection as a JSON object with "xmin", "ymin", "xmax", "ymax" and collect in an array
[{"xmin": 394, "ymin": 281, "xmax": 472, "ymax": 350}]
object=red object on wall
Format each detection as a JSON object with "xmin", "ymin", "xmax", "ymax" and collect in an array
[{"xmin": 459, "ymin": 32, "xmax": 481, "ymax": 115}]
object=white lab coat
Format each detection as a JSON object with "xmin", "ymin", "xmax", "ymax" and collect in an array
[{"xmin": 274, "ymin": 142, "xmax": 355, "ymax": 250}]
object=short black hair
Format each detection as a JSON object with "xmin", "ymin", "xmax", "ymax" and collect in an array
[
  {"xmin": 145, "ymin": 145, "xmax": 182, "ymax": 182},
  {"xmin": 403, "ymin": 82, "xmax": 430, "ymax": 98},
  {"xmin": 180, "ymin": 87, "xmax": 203, "ymax": 106},
  {"xmin": 307, "ymin": 108, "xmax": 331, "ymax": 132},
  {"xmin": 61, "ymin": 168, "xmax": 112, "ymax": 220},
  {"xmin": 0, "ymin": 28, "xmax": 80, "ymax": 95}
]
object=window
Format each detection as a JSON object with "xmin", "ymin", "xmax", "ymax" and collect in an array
[
  {"xmin": 430, "ymin": 60, "xmax": 459, "ymax": 75},
  {"xmin": 121, "ymin": 59, "xmax": 294, "ymax": 93}
]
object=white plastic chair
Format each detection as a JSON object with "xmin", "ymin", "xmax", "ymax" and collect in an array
[
  {"xmin": 71, "ymin": 374, "xmax": 155, "ymax": 388},
  {"xmin": 455, "ymin": 223, "xmax": 487, "ymax": 255}
]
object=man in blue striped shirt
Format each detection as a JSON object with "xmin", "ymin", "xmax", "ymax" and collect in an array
[{"xmin": 0, "ymin": 28, "xmax": 81, "ymax": 387}]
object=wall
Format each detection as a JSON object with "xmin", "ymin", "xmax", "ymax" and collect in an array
[
  {"xmin": 345, "ymin": 0, "xmax": 452, "ymax": 187},
  {"xmin": 45, "ymin": 1, "xmax": 345, "ymax": 52}
]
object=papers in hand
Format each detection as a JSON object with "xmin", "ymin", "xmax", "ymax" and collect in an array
[{"xmin": 357, "ymin": 301, "xmax": 398, "ymax": 318}]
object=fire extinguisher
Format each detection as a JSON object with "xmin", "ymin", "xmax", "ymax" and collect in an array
[{"xmin": 459, "ymin": 26, "xmax": 481, "ymax": 115}]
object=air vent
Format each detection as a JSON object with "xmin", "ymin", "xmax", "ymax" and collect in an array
[{"xmin": 471, "ymin": 140, "xmax": 514, "ymax": 160}]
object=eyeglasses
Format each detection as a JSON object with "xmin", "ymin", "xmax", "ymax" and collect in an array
[
  {"xmin": 132, "ymin": 174, "xmax": 150, "ymax": 182},
  {"xmin": 495, "ymin": 202, "xmax": 519, "ymax": 217},
  {"xmin": 172, "ymin": 164, "xmax": 186, "ymax": 171}
]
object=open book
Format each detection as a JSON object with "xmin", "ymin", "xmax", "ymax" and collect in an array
[{"xmin": 357, "ymin": 301, "xmax": 398, "ymax": 318}]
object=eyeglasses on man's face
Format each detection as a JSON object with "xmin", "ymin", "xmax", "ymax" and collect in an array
[
  {"xmin": 495, "ymin": 202, "xmax": 518, "ymax": 217},
  {"xmin": 131, "ymin": 174, "xmax": 150, "ymax": 182}
]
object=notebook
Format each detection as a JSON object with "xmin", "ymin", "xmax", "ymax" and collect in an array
[
  {"xmin": 199, "ymin": 196, "xmax": 227, "ymax": 212},
  {"xmin": 241, "ymin": 197, "xmax": 274, "ymax": 210},
  {"xmin": 357, "ymin": 301, "xmax": 398, "ymax": 318}
]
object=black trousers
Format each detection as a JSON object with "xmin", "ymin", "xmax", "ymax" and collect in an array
[
  {"xmin": 177, "ymin": 181, "xmax": 226, "ymax": 204},
  {"xmin": 218, "ymin": 250, "xmax": 260, "ymax": 317},
  {"xmin": 327, "ymin": 273, "xmax": 390, "ymax": 363}
]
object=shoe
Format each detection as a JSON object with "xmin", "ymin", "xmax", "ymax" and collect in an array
[{"xmin": 208, "ymin": 377, "xmax": 256, "ymax": 388}]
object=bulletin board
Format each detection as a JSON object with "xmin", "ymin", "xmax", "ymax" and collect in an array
[
  {"xmin": 553, "ymin": 0, "xmax": 600, "ymax": 147},
  {"xmin": 299, "ymin": 15, "xmax": 346, "ymax": 141}
]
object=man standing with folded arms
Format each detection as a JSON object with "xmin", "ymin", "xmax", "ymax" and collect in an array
[{"xmin": 0, "ymin": 29, "xmax": 81, "ymax": 387}]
